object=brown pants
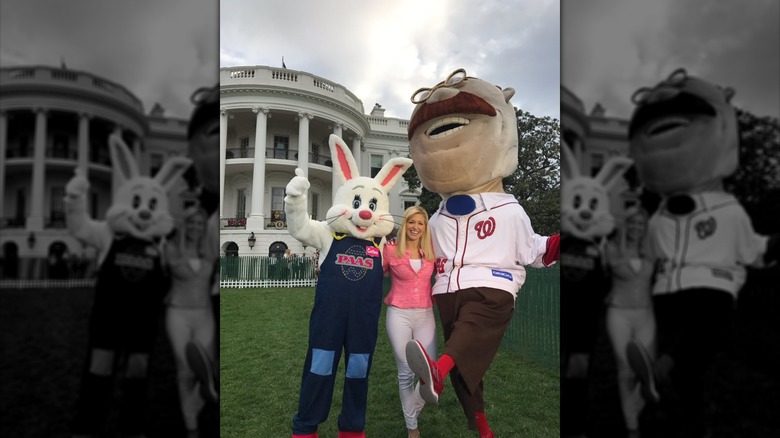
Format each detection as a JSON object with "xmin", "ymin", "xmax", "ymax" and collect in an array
[{"xmin": 435, "ymin": 287, "xmax": 515, "ymax": 427}]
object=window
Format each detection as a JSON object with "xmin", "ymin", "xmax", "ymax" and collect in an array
[
  {"xmin": 240, "ymin": 137, "xmax": 249, "ymax": 158},
  {"xmin": 91, "ymin": 192, "xmax": 99, "ymax": 219},
  {"xmin": 15, "ymin": 189, "xmax": 26, "ymax": 220},
  {"xmin": 370, "ymin": 154, "xmax": 383, "ymax": 178},
  {"xmin": 49, "ymin": 187, "xmax": 65, "ymax": 227},
  {"xmin": 404, "ymin": 200, "xmax": 417, "ymax": 211},
  {"xmin": 271, "ymin": 187, "xmax": 286, "ymax": 211},
  {"xmin": 311, "ymin": 144, "xmax": 320, "ymax": 164},
  {"xmin": 236, "ymin": 188, "xmax": 246, "ymax": 218},
  {"xmin": 274, "ymin": 136, "xmax": 289, "ymax": 159},
  {"xmin": 149, "ymin": 153, "xmax": 164, "ymax": 177},
  {"xmin": 590, "ymin": 152, "xmax": 605, "ymax": 177},
  {"xmin": 52, "ymin": 134, "xmax": 70, "ymax": 159},
  {"xmin": 311, "ymin": 192, "xmax": 319, "ymax": 220}
]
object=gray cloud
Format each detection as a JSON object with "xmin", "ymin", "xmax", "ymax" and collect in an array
[
  {"xmin": 0, "ymin": 0, "xmax": 218, "ymax": 119},
  {"xmin": 220, "ymin": 0, "xmax": 560, "ymax": 120},
  {"xmin": 562, "ymin": 0, "xmax": 779, "ymax": 119}
]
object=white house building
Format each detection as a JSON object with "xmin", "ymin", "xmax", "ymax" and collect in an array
[
  {"xmin": 561, "ymin": 85, "xmax": 638, "ymax": 213},
  {"xmin": 0, "ymin": 65, "xmax": 192, "ymax": 274},
  {"xmin": 219, "ymin": 66, "xmax": 419, "ymax": 257}
]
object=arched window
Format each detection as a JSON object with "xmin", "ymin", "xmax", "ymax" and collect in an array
[
  {"xmin": 225, "ymin": 242, "xmax": 239, "ymax": 257},
  {"xmin": 269, "ymin": 241, "xmax": 288, "ymax": 258}
]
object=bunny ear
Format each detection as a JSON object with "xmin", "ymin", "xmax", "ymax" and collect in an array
[
  {"xmin": 561, "ymin": 137, "xmax": 580, "ymax": 181},
  {"xmin": 108, "ymin": 133, "xmax": 139, "ymax": 183},
  {"xmin": 594, "ymin": 156, "xmax": 633, "ymax": 191},
  {"xmin": 375, "ymin": 157, "xmax": 413, "ymax": 191},
  {"xmin": 155, "ymin": 156, "xmax": 193, "ymax": 192},
  {"xmin": 328, "ymin": 134, "xmax": 360, "ymax": 184}
]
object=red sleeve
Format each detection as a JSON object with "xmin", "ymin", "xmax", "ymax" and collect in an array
[{"xmin": 542, "ymin": 233, "xmax": 560, "ymax": 266}]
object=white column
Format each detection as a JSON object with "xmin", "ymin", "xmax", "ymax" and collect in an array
[
  {"xmin": 352, "ymin": 135, "xmax": 362, "ymax": 175},
  {"xmin": 297, "ymin": 112, "xmax": 312, "ymax": 177},
  {"xmin": 0, "ymin": 111, "xmax": 7, "ymax": 220},
  {"xmin": 331, "ymin": 123, "xmax": 343, "ymax": 202},
  {"xmin": 247, "ymin": 107, "xmax": 269, "ymax": 230},
  {"xmin": 111, "ymin": 126, "xmax": 123, "ymax": 194},
  {"xmin": 77, "ymin": 112, "xmax": 90, "ymax": 175},
  {"xmin": 219, "ymin": 108, "xmax": 228, "ymax": 219},
  {"xmin": 28, "ymin": 108, "xmax": 47, "ymax": 231}
]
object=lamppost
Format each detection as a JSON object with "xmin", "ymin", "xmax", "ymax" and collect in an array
[{"xmin": 248, "ymin": 232, "xmax": 256, "ymax": 250}]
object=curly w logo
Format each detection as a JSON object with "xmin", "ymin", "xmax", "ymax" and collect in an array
[
  {"xmin": 694, "ymin": 217, "xmax": 717, "ymax": 239},
  {"xmin": 475, "ymin": 217, "xmax": 496, "ymax": 240}
]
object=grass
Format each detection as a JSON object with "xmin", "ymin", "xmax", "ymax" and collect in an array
[
  {"xmin": 220, "ymin": 287, "xmax": 560, "ymax": 437},
  {"xmin": 0, "ymin": 288, "xmax": 218, "ymax": 438}
]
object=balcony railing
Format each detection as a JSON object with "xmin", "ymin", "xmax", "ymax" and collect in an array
[
  {"xmin": 0, "ymin": 217, "xmax": 26, "ymax": 229},
  {"xmin": 225, "ymin": 147, "xmax": 255, "ymax": 159}
]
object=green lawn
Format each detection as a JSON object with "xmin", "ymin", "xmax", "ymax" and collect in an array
[{"xmin": 220, "ymin": 287, "xmax": 560, "ymax": 437}]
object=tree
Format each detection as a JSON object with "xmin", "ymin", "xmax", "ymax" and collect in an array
[
  {"xmin": 403, "ymin": 109, "xmax": 561, "ymax": 235},
  {"xmin": 725, "ymin": 108, "xmax": 780, "ymax": 233}
]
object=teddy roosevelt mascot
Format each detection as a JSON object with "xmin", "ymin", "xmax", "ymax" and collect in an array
[
  {"xmin": 402, "ymin": 68, "xmax": 560, "ymax": 438},
  {"xmin": 626, "ymin": 68, "xmax": 780, "ymax": 437}
]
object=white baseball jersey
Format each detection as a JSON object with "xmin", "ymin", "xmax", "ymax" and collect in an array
[
  {"xmin": 429, "ymin": 193, "xmax": 550, "ymax": 299},
  {"xmin": 649, "ymin": 191, "xmax": 768, "ymax": 298}
]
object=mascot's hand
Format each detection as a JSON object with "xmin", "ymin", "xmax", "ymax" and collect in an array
[
  {"xmin": 542, "ymin": 233, "xmax": 560, "ymax": 266},
  {"xmin": 65, "ymin": 168, "xmax": 90, "ymax": 199},
  {"xmin": 285, "ymin": 168, "xmax": 310, "ymax": 203}
]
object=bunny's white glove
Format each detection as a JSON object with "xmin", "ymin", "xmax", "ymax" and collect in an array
[{"xmin": 285, "ymin": 168, "xmax": 310, "ymax": 205}]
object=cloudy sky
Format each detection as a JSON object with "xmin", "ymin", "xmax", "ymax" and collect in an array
[
  {"xmin": 220, "ymin": 0, "xmax": 561, "ymax": 120},
  {"xmin": 0, "ymin": 0, "xmax": 218, "ymax": 120},
  {"xmin": 563, "ymin": 0, "xmax": 780, "ymax": 120}
]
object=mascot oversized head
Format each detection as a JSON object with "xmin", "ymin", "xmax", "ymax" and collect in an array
[
  {"xmin": 407, "ymin": 68, "xmax": 518, "ymax": 196},
  {"xmin": 628, "ymin": 68, "xmax": 738, "ymax": 196}
]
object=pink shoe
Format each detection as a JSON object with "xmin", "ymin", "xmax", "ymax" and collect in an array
[
  {"xmin": 406, "ymin": 340, "xmax": 444, "ymax": 404},
  {"xmin": 337, "ymin": 431, "xmax": 365, "ymax": 438}
]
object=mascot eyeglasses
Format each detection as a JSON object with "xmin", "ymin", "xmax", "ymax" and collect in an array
[
  {"xmin": 410, "ymin": 68, "xmax": 469, "ymax": 103},
  {"xmin": 631, "ymin": 68, "xmax": 688, "ymax": 105}
]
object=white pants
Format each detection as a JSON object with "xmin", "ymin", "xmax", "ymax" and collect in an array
[
  {"xmin": 385, "ymin": 305, "xmax": 438, "ymax": 429},
  {"xmin": 606, "ymin": 305, "xmax": 656, "ymax": 431},
  {"xmin": 166, "ymin": 306, "xmax": 216, "ymax": 430}
]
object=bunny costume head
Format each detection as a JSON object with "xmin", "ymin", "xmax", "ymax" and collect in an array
[
  {"xmin": 106, "ymin": 134, "xmax": 192, "ymax": 241},
  {"xmin": 561, "ymin": 138, "xmax": 632, "ymax": 241}
]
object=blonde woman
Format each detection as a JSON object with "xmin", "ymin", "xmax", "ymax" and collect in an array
[
  {"xmin": 164, "ymin": 206, "xmax": 217, "ymax": 438},
  {"xmin": 383, "ymin": 206, "xmax": 437, "ymax": 438},
  {"xmin": 604, "ymin": 207, "xmax": 656, "ymax": 438}
]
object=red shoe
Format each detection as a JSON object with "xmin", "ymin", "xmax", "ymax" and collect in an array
[
  {"xmin": 405, "ymin": 340, "xmax": 444, "ymax": 404},
  {"xmin": 337, "ymin": 431, "xmax": 365, "ymax": 438},
  {"xmin": 480, "ymin": 430, "xmax": 495, "ymax": 438},
  {"xmin": 292, "ymin": 433, "xmax": 318, "ymax": 438}
]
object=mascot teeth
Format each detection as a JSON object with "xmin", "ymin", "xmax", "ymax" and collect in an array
[
  {"xmin": 426, "ymin": 116, "xmax": 470, "ymax": 138},
  {"xmin": 647, "ymin": 117, "xmax": 690, "ymax": 137}
]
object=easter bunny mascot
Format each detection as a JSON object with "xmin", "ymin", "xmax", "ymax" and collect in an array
[
  {"xmin": 66, "ymin": 133, "xmax": 191, "ymax": 437},
  {"xmin": 559, "ymin": 138, "xmax": 632, "ymax": 437},
  {"xmin": 402, "ymin": 68, "xmax": 560, "ymax": 437},
  {"xmin": 627, "ymin": 68, "xmax": 779, "ymax": 436},
  {"xmin": 286, "ymin": 134, "xmax": 412, "ymax": 438}
]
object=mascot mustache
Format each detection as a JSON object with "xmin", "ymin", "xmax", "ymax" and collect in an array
[{"xmin": 408, "ymin": 91, "xmax": 496, "ymax": 140}]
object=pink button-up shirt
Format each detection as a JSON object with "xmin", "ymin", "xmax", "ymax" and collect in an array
[{"xmin": 383, "ymin": 243, "xmax": 435, "ymax": 309}]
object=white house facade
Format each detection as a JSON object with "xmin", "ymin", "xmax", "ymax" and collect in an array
[
  {"xmin": 0, "ymin": 65, "xmax": 192, "ymax": 267},
  {"xmin": 219, "ymin": 66, "xmax": 419, "ymax": 257}
]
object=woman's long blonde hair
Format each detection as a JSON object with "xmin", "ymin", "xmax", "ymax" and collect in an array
[
  {"xmin": 395, "ymin": 206, "xmax": 435, "ymax": 261},
  {"xmin": 616, "ymin": 206, "xmax": 650, "ymax": 258},
  {"xmin": 177, "ymin": 205, "xmax": 208, "ymax": 257}
]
